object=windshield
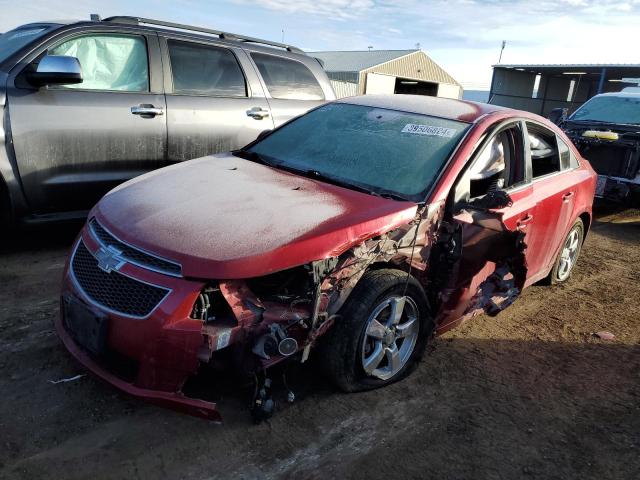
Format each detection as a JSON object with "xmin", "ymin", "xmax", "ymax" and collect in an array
[
  {"xmin": 0, "ymin": 25, "xmax": 52, "ymax": 65},
  {"xmin": 570, "ymin": 95, "xmax": 640, "ymax": 125},
  {"xmin": 248, "ymin": 103, "xmax": 469, "ymax": 202}
]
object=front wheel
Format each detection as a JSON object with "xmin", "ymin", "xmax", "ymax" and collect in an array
[
  {"xmin": 320, "ymin": 269, "xmax": 433, "ymax": 392},
  {"xmin": 549, "ymin": 218, "xmax": 584, "ymax": 284}
]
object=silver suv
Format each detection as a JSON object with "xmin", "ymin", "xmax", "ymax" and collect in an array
[{"xmin": 0, "ymin": 16, "xmax": 335, "ymax": 227}]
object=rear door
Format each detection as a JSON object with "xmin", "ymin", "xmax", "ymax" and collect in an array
[
  {"xmin": 249, "ymin": 52, "xmax": 327, "ymax": 126},
  {"xmin": 7, "ymin": 29, "xmax": 166, "ymax": 214},
  {"xmin": 160, "ymin": 36, "xmax": 274, "ymax": 162},
  {"xmin": 524, "ymin": 122, "xmax": 582, "ymax": 284}
]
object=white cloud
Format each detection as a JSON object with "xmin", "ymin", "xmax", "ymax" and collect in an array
[
  {"xmin": 2, "ymin": 0, "xmax": 639, "ymax": 88},
  {"xmin": 231, "ymin": 0, "xmax": 375, "ymax": 20}
]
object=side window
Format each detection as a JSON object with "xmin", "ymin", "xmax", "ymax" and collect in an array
[
  {"xmin": 251, "ymin": 53, "xmax": 324, "ymax": 101},
  {"xmin": 467, "ymin": 124, "xmax": 525, "ymax": 199},
  {"xmin": 527, "ymin": 123, "xmax": 561, "ymax": 178},
  {"xmin": 558, "ymin": 137, "xmax": 579, "ymax": 170},
  {"xmin": 48, "ymin": 34, "xmax": 148, "ymax": 92},
  {"xmin": 167, "ymin": 40, "xmax": 246, "ymax": 97}
]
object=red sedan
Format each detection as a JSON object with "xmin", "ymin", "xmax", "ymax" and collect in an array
[{"xmin": 57, "ymin": 95, "xmax": 596, "ymax": 421}]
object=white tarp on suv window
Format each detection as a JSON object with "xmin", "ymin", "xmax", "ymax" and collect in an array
[{"xmin": 49, "ymin": 34, "xmax": 148, "ymax": 92}]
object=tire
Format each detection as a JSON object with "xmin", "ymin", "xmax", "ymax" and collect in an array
[
  {"xmin": 548, "ymin": 218, "xmax": 584, "ymax": 285},
  {"xmin": 320, "ymin": 268, "xmax": 434, "ymax": 392},
  {"xmin": 0, "ymin": 185, "xmax": 14, "ymax": 244}
]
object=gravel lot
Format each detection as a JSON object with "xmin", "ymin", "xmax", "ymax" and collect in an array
[{"xmin": 1, "ymin": 205, "xmax": 638, "ymax": 480}]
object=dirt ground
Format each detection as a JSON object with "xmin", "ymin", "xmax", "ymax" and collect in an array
[{"xmin": 1, "ymin": 204, "xmax": 638, "ymax": 480}]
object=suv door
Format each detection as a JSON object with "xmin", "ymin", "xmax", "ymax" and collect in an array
[
  {"xmin": 161, "ymin": 37, "xmax": 274, "ymax": 161},
  {"xmin": 524, "ymin": 122, "xmax": 582, "ymax": 284},
  {"xmin": 6, "ymin": 30, "xmax": 166, "ymax": 214},
  {"xmin": 435, "ymin": 121, "xmax": 540, "ymax": 332},
  {"xmin": 249, "ymin": 52, "xmax": 327, "ymax": 126}
]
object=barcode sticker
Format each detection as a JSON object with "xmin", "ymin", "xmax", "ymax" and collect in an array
[{"xmin": 402, "ymin": 124, "xmax": 457, "ymax": 138}]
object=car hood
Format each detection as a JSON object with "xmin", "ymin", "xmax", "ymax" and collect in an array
[{"xmin": 93, "ymin": 154, "xmax": 418, "ymax": 279}]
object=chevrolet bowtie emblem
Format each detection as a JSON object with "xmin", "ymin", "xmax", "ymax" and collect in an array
[{"xmin": 95, "ymin": 245, "xmax": 125, "ymax": 273}]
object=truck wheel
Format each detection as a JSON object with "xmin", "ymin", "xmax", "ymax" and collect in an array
[
  {"xmin": 549, "ymin": 218, "xmax": 584, "ymax": 284},
  {"xmin": 321, "ymin": 269, "xmax": 433, "ymax": 392}
]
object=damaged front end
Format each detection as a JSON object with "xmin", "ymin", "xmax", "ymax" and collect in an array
[
  {"xmin": 564, "ymin": 123, "xmax": 640, "ymax": 202},
  {"xmin": 58, "ymin": 188, "xmax": 530, "ymax": 422}
]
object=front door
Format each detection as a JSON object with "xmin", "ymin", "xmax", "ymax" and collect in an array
[
  {"xmin": 7, "ymin": 30, "xmax": 166, "ymax": 214},
  {"xmin": 161, "ymin": 37, "xmax": 274, "ymax": 162},
  {"xmin": 434, "ymin": 121, "xmax": 540, "ymax": 332}
]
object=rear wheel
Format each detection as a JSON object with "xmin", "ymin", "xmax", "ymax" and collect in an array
[
  {"xmin": 549, "ymin": 218, "xmax": 584, "ymax": 284},
  {"xmin": 321, "ymin": 269, "xmax": 433, "ymax": 392}
]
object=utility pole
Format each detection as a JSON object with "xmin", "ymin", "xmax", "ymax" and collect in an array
[
  {"xmin": 498, "ymin": 40, "xmax": 506, "ymax": 64},
  {"xmin": 368, "ymin": 46, "xmax": 373, "ymax": 52},
  {"xmin": 281, "ymin": 29, "xmax": 285, "ymax": 43}
]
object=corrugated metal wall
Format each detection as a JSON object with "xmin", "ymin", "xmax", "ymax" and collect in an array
[
  {"xmin": 359, "ymin": 51, "xmax": 460, "ymax": 95},
  {"xmin": 329, "ymin": 80, "xmax": 359, "ymax": 98},
  {"xmin": 327, "ymin": 71, "xmax": 360, "ymax": 98}
]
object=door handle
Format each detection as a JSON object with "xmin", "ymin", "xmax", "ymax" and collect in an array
[
  {"xmin": 246, "ymin": 107, "xmax": 270, "ymax": 120},
  {"xmin": 131, "ymin": 104, "xmax": 164, "ymax": 117},
  {"xmin": 517, "ymin": 213, "xmax": 534, "ymax": 229},
  {"xmin": 562, "ymin": 191, "xmax": 575, "ymax": 202}
]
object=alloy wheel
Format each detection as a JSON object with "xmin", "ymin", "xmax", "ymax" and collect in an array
[{"xmin": 360, "ymin": 295, "xmax": 419, "ymax": 381}]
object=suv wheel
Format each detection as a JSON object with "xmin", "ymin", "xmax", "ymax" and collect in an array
[
  {"xmin": 549, "ymin": 218, "xmax": 584, "ymax": 284},
  {"xmin": 321, "ymin": 269, "xmax": 433, "ymax": 392}
]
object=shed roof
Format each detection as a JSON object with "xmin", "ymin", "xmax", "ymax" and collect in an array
[
  {"xmin": 494, "ymin": 64, "xmax": 640, "ymax": 78},
  {"xmin": 308, "ymin": 50, "xmax": 418, "ymax": 72}
]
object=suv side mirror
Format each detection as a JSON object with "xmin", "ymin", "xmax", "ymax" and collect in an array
[
  {"xmin": 27, "ymin": 55, "xmax": 83, "ymax": 87},
  {"xmin": 547, "ymin": 107, "xmax": 568, "ymax": 126}
]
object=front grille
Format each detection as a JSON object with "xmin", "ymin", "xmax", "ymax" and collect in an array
[
  {"xmin": 72, "ymin": 240, "xmax": 170, "ymax": 317},
  {"xmin": 89, "ymin": 218, "xmax": 182, "ymax": 277}
]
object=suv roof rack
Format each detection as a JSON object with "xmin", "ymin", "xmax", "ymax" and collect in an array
[{"xmin": 102, "ymin": 16, "xmax": 304, "ymax": 54}]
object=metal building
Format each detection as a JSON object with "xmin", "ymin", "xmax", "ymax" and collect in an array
[
  {"xmin": 489, "ymin": 64, "xmax": 640, "ymax": 116},
  {"xmin": 309, "ymin": 49, "xmax": 462, "ymax": 99}
]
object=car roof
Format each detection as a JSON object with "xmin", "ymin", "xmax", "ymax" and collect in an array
[
  {"xmin": 336, "ymin": 94, "xmax": 508, "ymax": 123},
  {"xmin": 594, "ymin": 90, "xmax": 640, "ymax": 98},
  {"xmin": 16, "ymin": 19, "xmax": 309, "ymax": 59}
]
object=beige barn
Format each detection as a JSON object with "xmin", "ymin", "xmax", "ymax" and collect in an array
[{"xmin": 309, "ymin": 49, "xmax": 462, "ymax": 99}]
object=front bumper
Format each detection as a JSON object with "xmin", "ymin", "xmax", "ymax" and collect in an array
[
  {"xmin": 54, "ymin": 311, "xmax": 222, "ymax": 421},
  {"xmin": 58, "ymin": 230, "xmax": 223, "ymax": 421},
  {"xmin": 595, "ymin": 174, "xmax": 640, "ymax": 201}
]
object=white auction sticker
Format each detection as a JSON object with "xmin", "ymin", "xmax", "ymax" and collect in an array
[{"xmin": 402, "ymin": 124, "xmax": 457, "ymax": 138}]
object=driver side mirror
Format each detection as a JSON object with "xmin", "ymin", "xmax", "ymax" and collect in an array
[
  {"xmin": 547, "ymin": 107, "xmax": 568, "ymax": 126},
  {"xmin": 466, "ymin": 189, "xmax": 513, "ymax": 211},
  {"xmin": 27, "ymin": 55, "xmax": 83, "ymax": 87}
]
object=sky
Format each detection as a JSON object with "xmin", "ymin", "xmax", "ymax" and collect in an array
[{"xmin": 0, "ymin": 0, "xmax": 638, "ymax": 90}]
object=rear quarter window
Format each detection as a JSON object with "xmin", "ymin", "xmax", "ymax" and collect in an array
[
  {"xmin": 167, "ymin": 40, "xmax": 247, "ymax": 97},
  {"xmin": 251, "ymin": 52, "xmax": 324, "ymax": 101}
]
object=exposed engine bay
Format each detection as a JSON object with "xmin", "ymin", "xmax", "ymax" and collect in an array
[
  {"xmin": 564, "ymin": 122, "xmax": 640, "ymax": 203},
  {"xmin": 187, "ymin": 196, "xmax": 528, "ymax": 422}
]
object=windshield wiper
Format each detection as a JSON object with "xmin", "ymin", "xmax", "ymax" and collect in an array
[
  {"xmin": 371, "ymin": 190, "xmax": 410, "ymax": 202},
  {"xmin": 232, "ymin": 149, "xmax": 275, "ymax": 166},
  {"xmin": 305, "ymin": 170, "xmax": 410, "ymax": 201}
]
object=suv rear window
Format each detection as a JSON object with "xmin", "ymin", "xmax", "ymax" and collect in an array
[
  {"xmin": 251, "ymin": 53, "xmax": 324, "ymax": 101},
  {"xmin": 168, "ymin": 40, "xmax": 246, "ymax": 97}
]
